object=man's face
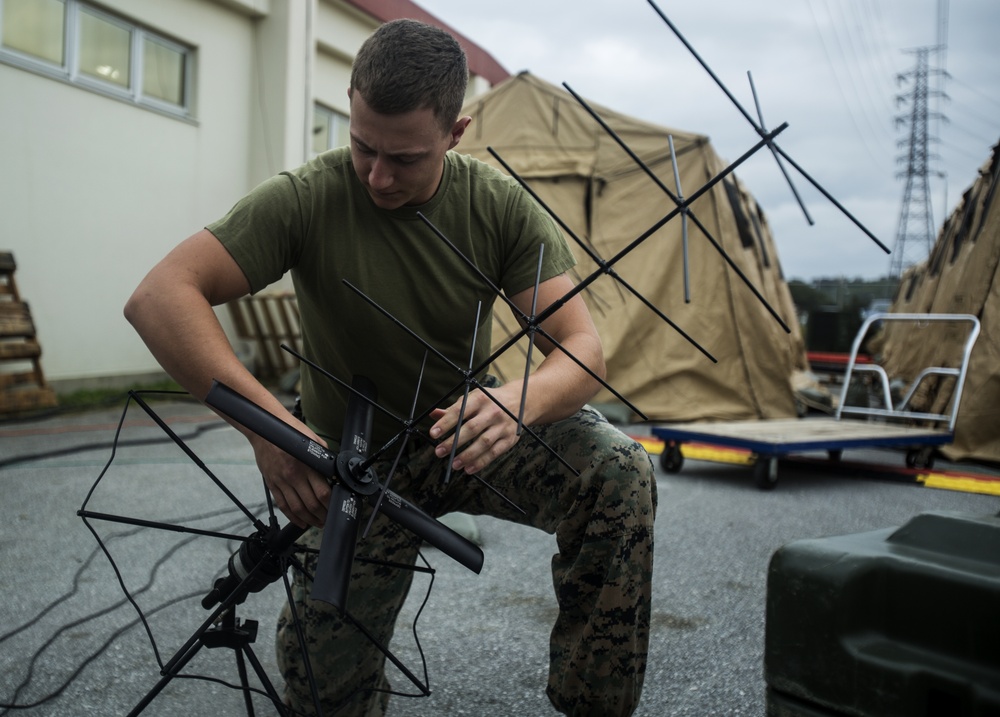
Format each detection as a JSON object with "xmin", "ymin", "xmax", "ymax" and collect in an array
[{"xmin": 348, "ymin": 90, "xmax": 470, "ymax": 210}]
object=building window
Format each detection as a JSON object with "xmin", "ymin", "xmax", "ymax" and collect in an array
[
  {"xmin": 1, "ymin": 0, "xmax": 65, "ymax": 65},
  {"xmin": 313, "ymin": 104, "xmax": 350, "ymax": 155},
  {"xmin": 0, "ymin": 0, "xmax": 193, "ymax": 118},
  {"xmin": 78, "ymin": 7, "xmax": 130, "ymax": 88},
  {"xmin": 143, "ymin": 36, "xmax": 186, "ymax": 106}
]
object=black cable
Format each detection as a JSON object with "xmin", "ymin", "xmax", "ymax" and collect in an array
[
  {"xmin": 0, "ymin": 590, "xmax": 204, "ymax": 713},
  {"xmin": 84, "ymin": 511, "xmax": 261, "ymax": 671},
  {"xmin": 22, "ymin": 385, "xmax": 449, "ymax": 716},
  {"xmin": 0, "ymin": 417, "xmax": 229, "ymax": 470},
  {"xmin": 0, "ymin": 513, "xmax": 241, "ymax": 713},
  {"xmin": 296, "ymin": 549, "xmax": 438, "ymax": 716},
  {"xmin": 1, "ymin": 431, "xmax": 268, "ymax": 715}
]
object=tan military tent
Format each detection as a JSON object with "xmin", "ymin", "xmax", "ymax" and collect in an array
[
  {"xmin": 458, "ymin": 72, "xmax": 806, "ymax": 422},
  {"xmin": 880, "ymin": 139, "xmax": 1000, "ymax": 463}
]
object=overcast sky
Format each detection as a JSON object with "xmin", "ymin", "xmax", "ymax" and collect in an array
[{"xmin": 414, "ymin": 0, "xmax": 1000, "ymax": 281}]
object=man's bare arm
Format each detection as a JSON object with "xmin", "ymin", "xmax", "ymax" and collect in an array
[{"xmin": 124, "ymin": 229, "xmax": 331, "ymax": 528}]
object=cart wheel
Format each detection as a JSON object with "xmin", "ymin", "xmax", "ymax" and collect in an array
[
  {"xmin": 906, "ymin": 447, "xmax": 935, "ymax": 470},
  {"xmin": 828, "ymin": 449, "xmax": 843, "ymax": 462},
  {"xmin": 754, "ymin": 456, "xmax": 778, "ymax": 490},
  {"xmin": 659, "ymin": 442, "xmax": 684, "ymax": 473}
]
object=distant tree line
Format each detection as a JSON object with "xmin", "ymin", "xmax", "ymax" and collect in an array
[{"xmin": 788, "ymin": 276, "xmax": 899, "ymax": 353}]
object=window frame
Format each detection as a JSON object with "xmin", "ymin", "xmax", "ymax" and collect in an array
[
  {"xmin": 0, "ymin": 0, "xmax": 194, "ymax": 120},
  {"xmin": 139, "ymin": 32, "xmax": 191, "ymax": 112},
  {"xmin": 312, "ymin": 103, "xmax": 350, "ymax": 156}
]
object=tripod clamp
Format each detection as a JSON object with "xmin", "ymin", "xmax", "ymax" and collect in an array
[{"xmin": 202, "ymin": 522, "xmax": 304, "ymax": 610}]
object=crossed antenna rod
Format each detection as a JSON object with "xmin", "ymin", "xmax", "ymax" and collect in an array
[
  {"xmin": 440, "ymin": 300, "xmax": 486, "ymax": 482},
  {"xmin": 563, "ymin": 82, "xmax": 792, "ymax": 324},
  {"xmin": 487, "ymin": 121, "xmax": 791, "ymax": 363},
  {"xmin": 479, "ymin": 150, "xmax": 719, "ymax": 362},
  {"xmin": 667, "ymin": 134, "xmax": 693, "ymax": 303},
  {"xmin": 339, "ymin": 278, "xmax": 582, "ymax": 477},
  {"xmin": 559, "ymin": 81, "xmax": 792, "ymax": 332},
  {"xmin": 645, "ymin": 0, "xmax": 890, "ymax": 253},
  {"xmin": 279, "ymin": 341, "xmax": 531, "ymax": 513},
  {"xmin": 490, "ymin": 95, "xmax": 791, "ymax": 336},
  {"xmin": 405, "ymin": 123, "xmax": 783, "ymax": 472},
  {"xmin": 415, "ymin": 217, "xmax": 653, "ymax": 414},
  {"xmin": 363, "ymin": 350, "xmax": 429, "ymax": 538},
  {"xmin": 518, "ymin": 246, "xmax": 546, "ymax": 429},
  {"xmin": 745, "ymin": 70, "xmax": 814, "ymax": 226}
]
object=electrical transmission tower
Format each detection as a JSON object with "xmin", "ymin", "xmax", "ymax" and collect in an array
[{"xmin": 890, "ymin": 46, "xmax": 946, "ymax": 279}]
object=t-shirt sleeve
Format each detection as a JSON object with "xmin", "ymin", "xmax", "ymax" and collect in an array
[
  {"xmin": 499, "ymin": 185, "xmax": 577, "ymax": 296},
  {"xmin": 206, "ymin": 172, "xmax": 307, "ymax": 294}
]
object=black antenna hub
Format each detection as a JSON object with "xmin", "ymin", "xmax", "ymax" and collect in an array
[{"xmin": 336, "ymin": 452, "xmax": 378, "ymax": 496}]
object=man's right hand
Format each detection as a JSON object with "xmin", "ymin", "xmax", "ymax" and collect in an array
[{"xmin": 249, "ymin": 429, "xmax": 332, "ymax": 529}]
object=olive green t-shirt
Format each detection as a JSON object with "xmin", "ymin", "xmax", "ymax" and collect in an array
[{"xmin": 208, "ymin": 148, "xmax": 575, "ymax": 447}]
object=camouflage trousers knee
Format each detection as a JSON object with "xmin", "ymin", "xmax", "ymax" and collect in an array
[{"xmin": 276, "ymin": 403, "xmax": 657, "ymax": 716}]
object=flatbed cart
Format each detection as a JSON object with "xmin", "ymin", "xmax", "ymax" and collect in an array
[{"xmin": 650, "ymin": 313, "xmax": 981, "ymax": 489}]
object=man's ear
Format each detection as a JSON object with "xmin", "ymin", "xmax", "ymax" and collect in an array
[{"xmin": 448, "ymin": 116, "xmax": 473, "ymax": 149}]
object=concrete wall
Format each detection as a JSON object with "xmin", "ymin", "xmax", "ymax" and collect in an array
[
  {"xmin": 0, "ymin": 0, "xmax": 499, "ymax": 391},
  {"xmin": 314, "ymin": 1, "xmax": 373, "ymax": 125},
  {"xmin": 1, "ymin": 0, "xmax": 261, "ymax": 388}
]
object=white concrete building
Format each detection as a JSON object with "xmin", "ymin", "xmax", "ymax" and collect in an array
[{"xmin": 0, "ymin": 0, "xmax": 507, "ymax": 391}]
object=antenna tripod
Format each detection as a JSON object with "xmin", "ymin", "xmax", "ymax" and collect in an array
[
  {"xmin": 126, "ymin": 602, "xmax": 289, "ymax": 717},
  {"xmin": 94, "ymin": 380, "xmax": 461, "ymax": 717},
  {"xmin": 124, "ymin": 519, "xmax": 306, "ymax": 717}
]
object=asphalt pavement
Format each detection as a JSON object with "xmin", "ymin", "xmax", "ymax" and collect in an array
[{"xmin": 2, "ymin": 393, "xmax": 998, "ymax": 716}]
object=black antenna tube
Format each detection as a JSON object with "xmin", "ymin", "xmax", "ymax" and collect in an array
[
  {"xmin": 206, "ymin": 381, "xmax": 337, "ymax": 477},
  {"xmin": 311, "ymin": 376, "xmax": 377, "ymax": 609},
  {"xmin": 204, "ymin": 380, "xmax": 484, "ymax": 576}
]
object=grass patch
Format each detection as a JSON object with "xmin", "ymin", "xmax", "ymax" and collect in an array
[{"xmin": 56, "ymin": 379, "xmax": 189, "ymax": 413}]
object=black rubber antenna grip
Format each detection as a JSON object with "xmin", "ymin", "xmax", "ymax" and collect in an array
[
  {"xmin": 374, "ymin": 491, "xmax": 484, "ymax": 573},
  {"xmin": 311, "ymin": 376, "xmax": 377, "ymax": 609},
  {"xmin": 205, "ymin": 381, "xmax": 337, "ymax": 478}
]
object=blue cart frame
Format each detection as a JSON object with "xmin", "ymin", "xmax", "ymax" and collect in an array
[{"xmin": 650, "ymin": 313, "xmax": 981, "ymax": 488}]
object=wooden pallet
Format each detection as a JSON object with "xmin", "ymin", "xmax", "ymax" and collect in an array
[
  {"xmin": 0, "ymin": 252, "xmax": 58, "ymax": 415},
  {"xmin": 227, "ymin": 291, "xmax": 302, "ymax": 381}
]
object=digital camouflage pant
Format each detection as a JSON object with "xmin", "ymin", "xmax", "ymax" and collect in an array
[{"xmin": 276, "ymin": 402, "xmax": 657, "ymax": 716}]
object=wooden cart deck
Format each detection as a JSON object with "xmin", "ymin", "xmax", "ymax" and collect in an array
[
  {"xmin": 651, "ymin": 418, "xmax": 953, "ymax": 488},
  {"xmin": 651, "ymin": 417, "xmax": 952, "ymax": 454}
]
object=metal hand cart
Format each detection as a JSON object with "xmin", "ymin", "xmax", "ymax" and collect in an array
[{"xmin": 650, "ymin": 313, "xmax": 981, "ymax": 488}]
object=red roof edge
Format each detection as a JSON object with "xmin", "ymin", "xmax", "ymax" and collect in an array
[{"xmin": 341, "ymin": 0, "xmax": 510, "ymax": 85}]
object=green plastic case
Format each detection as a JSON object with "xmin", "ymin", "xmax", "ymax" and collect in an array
[{"xmin": 765, "ymin": 511, "xmax": 1000, "ymax": 716}]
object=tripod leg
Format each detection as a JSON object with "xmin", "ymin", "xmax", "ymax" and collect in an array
[
  {"xmin": 282, "ymin": 562, "xmax": 326, "ymax": 715},
  {"xmin": 126, "ymin": 639, "xmax": 205, "ymax": 717},
  {"xmin": 234, "ymin": 647, "xmax": 257, "ymax": 717},
  {"xmin": 241, "ymin": 643, "xmax": 292, "ymax": 717}
]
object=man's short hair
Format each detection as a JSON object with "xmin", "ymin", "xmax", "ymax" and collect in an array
[{"xmin": 350, "ymin": 19, "xmax": 469, "ymax": 132}]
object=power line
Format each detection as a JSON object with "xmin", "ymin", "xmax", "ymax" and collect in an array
[
  {"xmin": 803, "ymin": 0, "xmax": 888, "ymax": 169},
  {"xmin": 837, "ymin": 0, "xmax": 899, "ymax": 143}
]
